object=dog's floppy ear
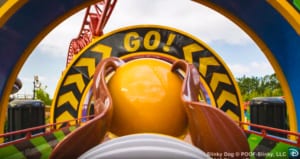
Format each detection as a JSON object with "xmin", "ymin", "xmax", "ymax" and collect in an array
[
  {"xmin": 171, "ymin": 60, "xmax": 250, "ymax": 155},
  {"xmin": 50, "ymin": 57, "xmax": 124, "ymax": 159}
]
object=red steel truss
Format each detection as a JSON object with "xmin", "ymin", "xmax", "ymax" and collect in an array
[{"xmin": 66, "ymin": 0, "xmax": 117, "ymax": 66}]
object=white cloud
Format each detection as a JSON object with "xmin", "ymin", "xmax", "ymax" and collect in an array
[
  {"xmin": 229, "ymin": 64, "xmax": 251, "ymax": 76},
  {"xmin": 229, "ymin": 61, "xmax": 274, "ymax": 78},
  {"xmin": 105, "ymin": 0, "xmax": 250, "ymax": 45},
  {"xmin": 19, "ymin": 0, "xmax": 271, "ymax": 97},
  {"xmin": 35, "ymin": 0, "xmax": 252, "ymax": 59},
  {"xmin": 35, "ymin": 9, "xmax": 86, "ymax": 58}
]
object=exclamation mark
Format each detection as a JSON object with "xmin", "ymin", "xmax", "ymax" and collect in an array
[{"xmin": 163, "ymin": 33, "xmax": 176, "ymax": 52}]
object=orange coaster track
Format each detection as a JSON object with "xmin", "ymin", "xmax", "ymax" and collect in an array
[{"xmin": 66, "ymin": 0, "xmax": 117, "ymax": 66}]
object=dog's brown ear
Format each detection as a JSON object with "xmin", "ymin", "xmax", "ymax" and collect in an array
[
  {"xmin": 50, "ymin": 57, "xmax": 124, "ymax": 159},
  {"xmin": 172, "ymin": 60, "xmax": 250, "ymax": 155}
]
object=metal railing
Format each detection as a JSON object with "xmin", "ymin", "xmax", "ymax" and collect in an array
[
  {"xmin": 0, "ymin": 115, "xmax": 94, "ymax": 148},
  {"xmin": 1, "ymin": 117, "xmax": 299, "ymax": 148},
  {"xmin": 239, "ymin": 121, "xmax": 300, "ymax": 147}
]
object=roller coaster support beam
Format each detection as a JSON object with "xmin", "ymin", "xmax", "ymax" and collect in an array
[{"xmin": 66, "ymin": 0, "xmax": 117, "ymax": 66}]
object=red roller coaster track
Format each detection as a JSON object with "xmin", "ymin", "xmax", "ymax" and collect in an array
[{"xmin": 66, "ymin": 0, "xmax": 117, "ymax": 66}]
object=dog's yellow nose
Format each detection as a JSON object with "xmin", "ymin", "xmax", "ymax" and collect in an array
[{"xmin": 108, "ymin": 58, "xmax": 188, "ymax": 138}]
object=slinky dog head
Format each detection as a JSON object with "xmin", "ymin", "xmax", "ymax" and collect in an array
[{"xmin": 107, "ymin": 57, "xmax": 188, "ymax": 137}]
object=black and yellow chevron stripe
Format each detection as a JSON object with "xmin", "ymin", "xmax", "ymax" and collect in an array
[
  {"xmin": 182, "ymin": 43, "xmax": 242, "ymax": 121},
  {"xmin": 50, "ymin": 48, "xmax": 110, "ymax": 125},
  {"xmin": 51, "ymin": 25, "xmax": 243, "ymax": 125}
]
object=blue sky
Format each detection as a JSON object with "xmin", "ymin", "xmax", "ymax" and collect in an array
[{"xmin": 16, "ymin": 0, "xmax": 274, "ymax": 98}]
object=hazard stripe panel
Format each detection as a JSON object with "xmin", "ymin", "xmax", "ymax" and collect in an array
[
  {"xmin": 51, "ymin": 25, "xmax": 243, "ymax": 125},
  {"xmin": 51, "ymin": 50, "xmax": 102, "ymax": 125}
]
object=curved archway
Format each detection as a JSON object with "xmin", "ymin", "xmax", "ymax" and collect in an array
[
  {"xmin": 0, "ymin": 0, "xmax": 100, "ymax": 137},
  {"xmin": 0, "ymin": 1, "xmax": 299, "ymax": 136}
]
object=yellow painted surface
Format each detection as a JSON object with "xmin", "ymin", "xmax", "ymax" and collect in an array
[
  {"xmin": 108, "ymin": 58, "xmax": 188, "ymax": 137},
  {"xmin": 268, "ymin": 0, "xmax": 300, "ymax": 35},
  {"xmin": 0, "ymin": 0, "xmax": 27, "ymax": 27}
]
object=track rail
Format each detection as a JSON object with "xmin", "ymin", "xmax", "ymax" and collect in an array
[
  {"xmin": 0, "ymin": 115, "xmax": 94, "ymax": 148},
  {"xmin": 1, "ymin": 119, "xmax": 299, "ymax": 148},
  {"xmin": 239, "ymin": 122, "xmax": 300, "ymax": 147},
  {"xmin": 66, "ymin": 0, "xmax": 117, "ymax": 66}
]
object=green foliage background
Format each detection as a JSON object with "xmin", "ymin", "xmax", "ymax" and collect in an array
[
  {"xmin": 35, "ymin": 88, "xmax": 52, "ymax": 105},
  {"xmin": 236, "ymin": 73, "xmax": 283, "ymax": 101},
  {"xmin": 33, "ymin": 73, "xmax": 282, "ymax": 105}
]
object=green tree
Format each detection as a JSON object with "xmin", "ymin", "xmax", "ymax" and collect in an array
[
  {"xmin": 35, "ymin": 87, "xmax": 52, "ymax": 105},
  {"xmin": 236, "ymin": 75, "xmax": 259, "ymax": 100},
  {"xmin": 236, "ymin": 73, "xmax": 283, "ymax": 101}
]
